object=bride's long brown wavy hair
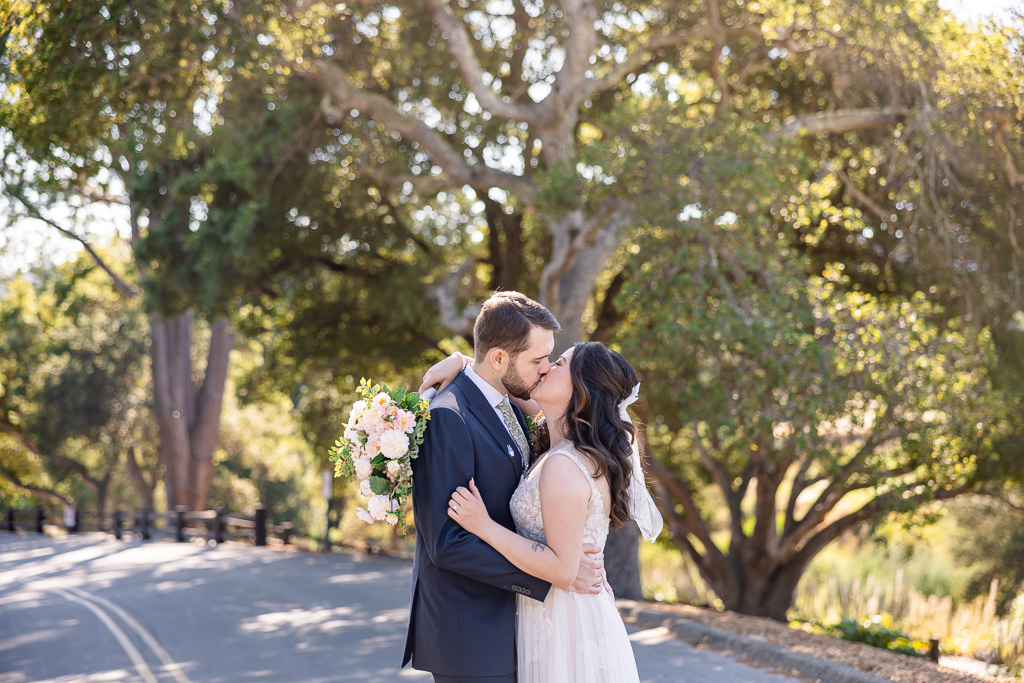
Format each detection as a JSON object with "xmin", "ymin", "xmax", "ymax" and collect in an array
[{"xmin": 531, "ymin": 342, "xmax": 640, "ymax": 529}]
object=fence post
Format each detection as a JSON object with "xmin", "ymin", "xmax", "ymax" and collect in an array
[
  {"xmin": 35, "ymin": 507, "xmax": 45, "ymax": 534},
  {"xmin": 280, "ymin": 522, "xmax": 293, "ymax": 546},
  {"xmin": 113, "ymin": 510, "xmax": 123, "ymax": 540},
  {"xmin": 6, "ymin": 508, "xmax": 14, "ymax": 532},
  {"xmin": 175, "ymin": 506, "xmax": 186, "ymax": 542},
  {"xmin": 141, "ymin": 508, "xmax": 151, "ymax": 540},
  {"xmin": 928, "ymin": 638, "xmax": 940, "ymax": 663},
  {"xmin": 254, "ymin": 506, "xmax": 267, "ymax": 547},
  {"xmin": 213, "ymin": 509, "xmax": 225, "ymax": 544}
]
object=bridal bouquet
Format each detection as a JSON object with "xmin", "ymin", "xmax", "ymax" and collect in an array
[{"xmin": 328, "ymin": 379, "xmax": 430, "ymax": 533}]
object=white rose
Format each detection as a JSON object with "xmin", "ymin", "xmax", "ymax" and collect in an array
[
  {"xmin": 355, "ymin": 508, "xmax": 374, "ymax": 524},
  {"xmin": 354, "ymin": 456, "xmax": 373, "ymax": 480},
  {"xmin": 358, "ymin": 479, "xmax": 372, "ymax": 497},
  {"xmin": 379, "ymin": 429, "xmax": 410, "ymax": 459},
  {"xmin": 367, "ymin": 494, "xmax": 389, "ymax": 521},
  {"xmin": 361, "ymin": 408, "xmax": 385, "ymax": 434},
  {"xmin": 386, "ymin": 461, "xmax": 402, "ymax": 480},
  {"xmin": 371, "ymin": 392, "xmax": 392, "ymax": 409},
  {"xmin": 385, "ymin": 513, "xmax": 399, "ymax": 526},
  {"xmin": 344, "ymin": 427, "xmax": 360, "ymax": 443},
  {"xmin": 349, "ymin": 400, "xmax": 367, "ymax": 423}
]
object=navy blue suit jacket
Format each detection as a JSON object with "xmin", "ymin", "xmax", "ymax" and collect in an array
[{"xmin": 402, "ymin": 371, "xmax": 551, "ymax": 676}]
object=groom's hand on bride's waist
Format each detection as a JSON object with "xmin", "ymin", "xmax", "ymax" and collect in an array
[{"xmin": 567, "ymin": 543, "xmax": 605, "ymax": 595}]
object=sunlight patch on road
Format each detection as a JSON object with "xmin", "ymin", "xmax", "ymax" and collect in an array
[
  {"xmin": 239, "ymin": 606, "xmax": 356, "ymax": 634},
  {"xmin": 326, "ymin": 570, "xmax": 390, "ymax": 584},
  {"xmin": 0, "ymin": 627, "xmax": 69, "ymax": 653},
  {"xmin": 0, "ymin": 546, "xmax": 56, "ymax": 563},
  {"xmin": 629, "ymin": 626, "xmax": 676, "ymax": 646}
]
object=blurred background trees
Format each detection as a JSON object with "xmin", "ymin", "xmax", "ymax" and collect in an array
[{"xmin": 1, "ymin": 0, "xmax": 1022, "ymax": 655}]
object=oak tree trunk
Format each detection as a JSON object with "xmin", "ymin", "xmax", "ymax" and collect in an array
[{"xmin": 149, "ymin": 311, "xmax": 234, "ymax": 511}]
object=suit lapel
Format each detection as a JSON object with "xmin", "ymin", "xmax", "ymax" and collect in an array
[{"xmin": 453, "ymin": 373, "xmax": 522, "ymax": 479}]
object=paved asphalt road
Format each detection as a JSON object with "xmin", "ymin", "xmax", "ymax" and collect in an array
[{"xmin": 0, "ymin": 534, "xmax": 800, "ymax": 682}]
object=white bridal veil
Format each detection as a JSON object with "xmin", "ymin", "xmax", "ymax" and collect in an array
[{"xmin": 618, "ymin": 383, "xmax": 664, "ymax": 542}]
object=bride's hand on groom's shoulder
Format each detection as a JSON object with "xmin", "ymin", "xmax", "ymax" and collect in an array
[
  {"xmin": 448, "ymin": 478, "xmax": 492, "ymax": 536},
  {"xmin": 418, "ymin": 352, "xmax": 472, "ymax": 395}
]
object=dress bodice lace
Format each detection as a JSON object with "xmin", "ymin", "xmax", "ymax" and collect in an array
[{"xmin": 510, "ymin": 447, "xmax": 610, "ymax": 549}]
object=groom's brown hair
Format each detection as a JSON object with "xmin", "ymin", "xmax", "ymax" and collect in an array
[{"xmin": 474, "ymin": 291, "xmax": 560, "ymax": 358}]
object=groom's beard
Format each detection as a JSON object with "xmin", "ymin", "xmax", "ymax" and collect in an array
[{"xmin": 502, "ymin": 363, "xmax": 536, "ymax": 401}]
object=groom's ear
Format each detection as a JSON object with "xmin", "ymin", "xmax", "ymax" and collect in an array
[{"xmin": 486, "ymin": 347, "xmax": 507, "ymax": 371}]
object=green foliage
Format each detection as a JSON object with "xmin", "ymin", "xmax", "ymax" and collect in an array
[
  {"xmin": 0, "ymin": 245, "xmax": 151, "ymax": 509},
  {"xmin": 796, "ymin": 614, "xmax": 926, "ymax": 657},
  {"xmin": 207, "ymin": 385, "xmax": 320, "ymax": 529}
]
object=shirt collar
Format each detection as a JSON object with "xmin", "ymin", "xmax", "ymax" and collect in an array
[{"xmin": 465, "ymin": 365, "xmax": 506, "ymax": 410}]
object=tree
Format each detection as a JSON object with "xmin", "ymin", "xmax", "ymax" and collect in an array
[
  {"xmin": 0, "ymin": 248, "xmax": 153, "ymax": 512},
  {"xmin": 607, "ymin": 94, "xmax": 1015, "ymax": 618},
  {"xmin": 249, "ymin": 0, "xmax": 1021, "ymax": 595},
  {"xmin": 0, "ymin": 1, "xmax": 278, "ymax": 510}
]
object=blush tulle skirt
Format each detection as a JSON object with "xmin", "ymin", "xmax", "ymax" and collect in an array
[{"xmin": 516, "ymin": 587, "xmax": 640, "ymax": 682}]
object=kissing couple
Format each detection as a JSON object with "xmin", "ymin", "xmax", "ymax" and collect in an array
[{"xmin": 402, "ymin": 291, "xmax": 662, "ymax": 682}]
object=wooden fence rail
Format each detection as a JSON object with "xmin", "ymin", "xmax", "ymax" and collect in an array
[{"xmin": 1, "ymin": 504, "xmax": 295, "ymax": 547}]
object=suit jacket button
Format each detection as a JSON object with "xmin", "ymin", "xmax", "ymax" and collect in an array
[{"xmin": 523, "ymin": 589, "xmax": 531, "ymax": 596}]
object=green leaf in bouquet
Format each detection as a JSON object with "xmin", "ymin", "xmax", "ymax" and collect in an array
[
  {"xmin": 393, "ymin": 387, "xmax": 407, "ymax": 401},
  {"xmin": 369, "ymin": 476, "xmax": 389, "ymax": 495}
]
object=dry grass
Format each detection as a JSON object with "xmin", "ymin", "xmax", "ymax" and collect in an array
[{"xmin": 636, "ymin": 600, "xmax": 1021, "ymax": 683}]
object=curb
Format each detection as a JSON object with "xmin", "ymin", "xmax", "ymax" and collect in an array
[{"xmin": 618, "ymin": 600, "xmax": 891, "ymax": 683}]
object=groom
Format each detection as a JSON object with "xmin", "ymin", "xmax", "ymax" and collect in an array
[{"xmin": 402, "ymin": 291, "xmax": 605, "ymax": 682}]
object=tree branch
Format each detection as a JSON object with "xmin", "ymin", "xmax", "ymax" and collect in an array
[
  {"xmin": 0, "ymin": 466, "xmax": 73, "ymax": 507},
  {"xmin": 584, "ymin": 23, "xmax": 761, "ymax": 100},
  {"xmin": 789, "ymin": 480, "xmax": 973, "ymax": 570},
  {"xmin": 424, "ymin": 0, "xmax": 545, "ymax": 123},
  {"xmin": 775, "ymin": 426, "xmax": 899, "ymax": 561},
  {"xmin": 7, "ymin": 186, "xmax": 139, "ymax": 298},
  {"xmin": 300, "ymin": 59, "xmax": 534, "ymax": 200},
  {"xmin": 835, "ymin": 169, "xmax": 894, "ymax": 223},
  {"xmin": 549, "ymin": 0, "xmax": 599, "ymax": 114},
  {"xmin": 772, "ymin": 107, "xmax": 909, "ymax": 141},
  {"xmin": 691, "ymin": 422, "xmax": 744, "ymax": 541},
  {"xmin": 431, "ymin": 258, "xmax": 482, "ymax": 337}
]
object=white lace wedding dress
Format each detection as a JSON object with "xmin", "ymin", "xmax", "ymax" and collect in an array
[{"xmin": 510, "ymin": 447, "xmax": 641, "ymax": 683}]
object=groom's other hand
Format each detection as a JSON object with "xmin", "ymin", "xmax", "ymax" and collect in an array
[{"xmin": 568, "ymin": 543, "xmax": 605, "ymax": 595}]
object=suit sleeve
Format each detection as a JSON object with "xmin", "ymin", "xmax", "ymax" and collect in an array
[{"xmin": 412, "ymin": 406, "xmax": 550, "ymax": 602}]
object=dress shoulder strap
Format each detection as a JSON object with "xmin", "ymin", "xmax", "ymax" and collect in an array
[{"xmin": 546, "ymin": 448, "xmax": 602, "ymax": 506}]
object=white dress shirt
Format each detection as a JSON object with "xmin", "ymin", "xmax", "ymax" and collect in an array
[{"xmin": 464, "ymin": 365, "xmax": 519, "ymax": 443}]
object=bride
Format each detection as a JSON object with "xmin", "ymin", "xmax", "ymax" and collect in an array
[{"xmin": 427, "ymin": 341, "xmax": 662, "ymax": 682}]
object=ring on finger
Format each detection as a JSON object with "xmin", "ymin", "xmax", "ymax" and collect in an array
[{"xmin": 453, "ymin": 502, "xmax": 460, "ymax": 511}]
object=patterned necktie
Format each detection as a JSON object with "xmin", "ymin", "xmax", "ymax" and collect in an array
[{"xmin": 498, "ymin": 395, "xmax": 530, "ymax": 468}]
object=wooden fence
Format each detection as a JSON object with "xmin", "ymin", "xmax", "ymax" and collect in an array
[{"xmin": 1, "ymin": 505, "xmax": 295, "ymax": 547}]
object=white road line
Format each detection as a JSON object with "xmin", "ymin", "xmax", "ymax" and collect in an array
[
  {"xmin": 66, "ymin": 586, "xmax": 194, "ymax": 683},
  {"xmin": 49, "ymin": 587, "xmax": 159, "ymax": 683}
]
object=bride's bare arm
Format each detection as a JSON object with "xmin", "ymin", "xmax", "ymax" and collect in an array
[
  {"xmin": 448, "ymin": 455, "xmax": 590, "ymax": 590},
  {"xmin": 417, "ymin": 352, "xmax": 471, "ymax": 394},
  {"xmin": 417, "ymin": 352, "xmax": 542, "ymax": 418}
]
